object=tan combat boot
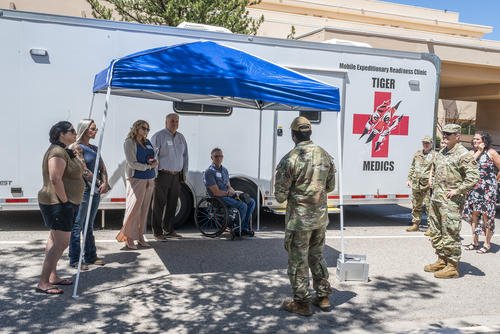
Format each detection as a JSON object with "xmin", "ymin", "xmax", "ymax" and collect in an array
[
  {"xmin": 424, "ymin": 257, "xmax": 446, "ymax": 272},
  {"xmin": 424, "ymin": 229, "xmax": 432, "ymax": 237},
  {"xmin": 281, "ymin": 299, "xmax": 312, "ymax": 316},
  {"xmin": 406, "ymin": 224, "xmax": 419, "ymax": 232},
  {"xmin": 312, "ymin": 296, "xmax": 331, "ymax": 311},
  {"xmin": 434, "ymin": 261, "xmax": 459, "ymax": 279}
]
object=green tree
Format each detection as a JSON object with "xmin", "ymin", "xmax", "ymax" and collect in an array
[{"xmin": 87, "ymin": 0, "xmax": 264, "ymax": 35}]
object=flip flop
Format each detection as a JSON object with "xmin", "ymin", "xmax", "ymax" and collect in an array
[
  {"xmin": 476, "ymin": 246, "xmax": 491, "ymax": 254},
  {"xmin": 464, "ymin": 243, "xmax": 479, "ymax": 251},
  {"xmin": 49, "ymin": 278, "xmax": 73, "ymax": 285},
  {"xmin": 35, "ymin": 286, "xmax": 64, "ymax": 295}
]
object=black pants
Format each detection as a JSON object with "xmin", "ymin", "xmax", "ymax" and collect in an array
[{"xmin": 152, "ymin": 172, "xmax": 180, "ymax": 235}]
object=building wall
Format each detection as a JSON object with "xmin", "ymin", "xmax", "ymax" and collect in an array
[
  {"xmin": 476, "ymin": 101, "xmax": 500, "ymax": 149},
  {"xmin": 0, "ymin": 0, "xmax": 92, "ymax": 17}
]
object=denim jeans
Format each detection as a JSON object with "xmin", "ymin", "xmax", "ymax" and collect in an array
[
  {"xmin": 220, "ymin": 196, "xmax": 255, "ymax": 231},
  {"xmin": 69, "ymin": 188, "xmax": 100, "ymax": 265}
]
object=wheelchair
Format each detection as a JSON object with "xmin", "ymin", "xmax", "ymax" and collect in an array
[{"xmin": 194, "ymin": 196, "xmax": 242, "ymax": 240}]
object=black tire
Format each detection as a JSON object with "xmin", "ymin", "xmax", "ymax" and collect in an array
[
  {"xmin": 195, "ymin": 197, "xmax": 228, "ymax": 237},
  {"xmin": 172, "ymin": 183, "xmax": 194, "ymax": 228},
  {"xmin": 230, "ymin": 178, "xmax": 260, "ymax": 225}
]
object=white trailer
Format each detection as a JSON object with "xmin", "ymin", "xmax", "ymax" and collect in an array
[{"xmin": 0, "ymin": 10, "xmax": 439, "ymax": 226}]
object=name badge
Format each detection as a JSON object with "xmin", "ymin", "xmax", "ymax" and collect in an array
[
  {"xmin": 167, "ymin": 140, "xmax": 174, "ymax": 146},
  {"xmin": 216, "ymin": 172, "xmax": 222, "ymax": 178}
]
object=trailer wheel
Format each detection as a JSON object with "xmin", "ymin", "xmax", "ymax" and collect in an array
[
  {"xmin": 230, "ymin": 178, "xmax": 261, "ymax": 224},
  {"xmin": 172, "ymin": 183, "xmax": 194, "ymax": 228}
]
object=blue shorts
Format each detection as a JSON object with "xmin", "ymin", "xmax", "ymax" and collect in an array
[{"xmin": 39, "ymin": 202, "xmax": 78, "ymax": 232}]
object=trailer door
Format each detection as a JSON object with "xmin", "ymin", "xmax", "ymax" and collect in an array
[{"xmin": 273, "ymin": 69, "xmax": 345, "ymax": 195}]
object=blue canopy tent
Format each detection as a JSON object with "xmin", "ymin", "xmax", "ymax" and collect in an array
[{"xmin": 74, "ymin": 41, "xmax": 344, "ymax": 297}]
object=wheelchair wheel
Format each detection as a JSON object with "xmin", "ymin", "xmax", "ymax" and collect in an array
[{"xmin": 195, "ymin": 197, "xmax": 228, "ymax": 237}]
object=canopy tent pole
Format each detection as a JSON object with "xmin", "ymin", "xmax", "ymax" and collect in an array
[
  {"xmin": 72, "ymin": 85, "xmax": 112, "ymax": 298},
  {"xmin": 256, "ymin": 107, "xmax": 263, "ymax": 231},
  {"xmin": 337, "ymin": 107, "xmax": 345, "ymax": 262},
  {"xmin": 87, "ymin": 93, "xmax": 96, "ymax": 118}
]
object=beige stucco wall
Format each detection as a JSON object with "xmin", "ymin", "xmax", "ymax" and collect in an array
[
  {"xmin": 476, "ymin": 101, "xmax": 500, "ymax": 149},
  {"xmin": 0, "ymin": 0, "xmax": 92, "ymax": 17}
]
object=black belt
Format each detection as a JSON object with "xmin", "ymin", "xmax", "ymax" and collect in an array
[{"xmin": 159, "ymin": 170, "xmax": 180, "ymax": 175}]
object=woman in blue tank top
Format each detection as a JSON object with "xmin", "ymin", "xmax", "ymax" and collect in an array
[
  {"xmin": 117, "ymin": 120, "xmax": 158, "ymax": 249},
  {"xmin": 69, "ymin": 119, "xmax": 110, "ymax": 270}
]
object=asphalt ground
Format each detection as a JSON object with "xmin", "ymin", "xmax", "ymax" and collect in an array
[{"xmin": 0, "ymin": 204, "xmax": 499, "ymax": 334}]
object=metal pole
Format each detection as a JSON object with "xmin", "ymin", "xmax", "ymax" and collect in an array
[
  {"xmin": 256, "ymin": 108, "xmax": 263, "ymax": 231},
  {"xmin": 87, "ymin": 93, "xmax": 96, "ymax": 118},
  {"xmin": 337, "ymin": 110, "xmax": 345, "ymax": 263},
  {"xmin": 337, "ymin": 78, "xmax": 347, "ymax": 263},
  {"xmin": 72, "ymin": 86, "xmax": 111, "ymax": 298}
]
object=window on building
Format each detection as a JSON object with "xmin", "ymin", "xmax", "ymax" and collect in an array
[
  {"xmin": 299, "ymin": 111, "xmax": 321, "ymax": 123},
  {"xmin": 173, "ymin": 102, "xmax": 232, "ymax": 116},
  {"xmin": 460, "ymin": 122, "xmax": 476, "ymax": 135}
]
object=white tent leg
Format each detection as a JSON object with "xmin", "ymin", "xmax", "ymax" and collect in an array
[
  {"xmin": 73, "ymin": 86, "xmax": 111, "ymax": 298},
  {"xmin": 337, "ymin": 91, "xmax": 345, "ymax": 263},
  {"xmin": 87, "ymin": 93, "xmax": 96, "ymax": 118},
  {"xmin": 256, "ymin": 108, "xmax": 262, "ymax": 231}
]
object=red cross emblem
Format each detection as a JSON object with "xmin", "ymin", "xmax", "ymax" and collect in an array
[{"xmin": 352, "ymin": 92, "xmax": 409, "ymax": 158}]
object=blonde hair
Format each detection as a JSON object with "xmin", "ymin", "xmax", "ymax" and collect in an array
[
  {"xmin": 127, "ymin": 120, "xmax": 149, "ymax": 143},
  {"xmin": 76, "ymin": 119, "xmax": 95, "ymax": 143}
]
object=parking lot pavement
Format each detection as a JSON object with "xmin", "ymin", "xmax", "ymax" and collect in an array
[{"xmin": 0, "ymin": 205, "xmax": 499, "ymax": 333}]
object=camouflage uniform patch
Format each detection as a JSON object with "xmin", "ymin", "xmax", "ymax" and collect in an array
[
  {"xmin": 275, "ymin": 140, "xmax": 336, "ymax": 302},
  {"xmin": 274, "ymin": 141, "xmax": 336, "ymax": 231},
  {"xmin": 408, "ymin": 149, "xmax": 435, "ymax": 225},
  {"xmin": 429, "ymin": 143, "xmax": 479, "ymax": 262}
]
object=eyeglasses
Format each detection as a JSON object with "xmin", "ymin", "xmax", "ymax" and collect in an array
[
  {"xmin": 141, "ymin": 126, "xmax": 150, "ymax": 132},
  {"xmin": 442, "ymin": 132, "xmax": 455, "ymax": 137},
  {"xmin": 213, "ymin": 155, "xmax": 224, "ymax": 158},
  {"xmin": 89, "ymin": 127, "xmax": 98, "ymax": 132},
  {"xmin": 66, "ymin": 128, "xmax": 76, "ymax": 134}
]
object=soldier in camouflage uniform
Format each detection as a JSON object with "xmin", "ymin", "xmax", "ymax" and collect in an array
[
  {"xmin": 274, "ymin": 116, "xmax": 336, "ymax": 316},
  {"xmin": 424, "ymin": 124, "xmax": 479, "ymax": 279},
  {"xmin": 406, "ymin": 136, "xmax": 436, "ymax": 233}
]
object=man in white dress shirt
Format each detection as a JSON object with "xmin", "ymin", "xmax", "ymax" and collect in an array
[{"xmin": 150, "ymin": 113, "xmax": 189, "ymax": 239}]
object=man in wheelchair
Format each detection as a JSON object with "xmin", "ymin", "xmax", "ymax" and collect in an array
[{"xmin": 203, "ymin": 148, "xmax": 255, "ymax": 237}]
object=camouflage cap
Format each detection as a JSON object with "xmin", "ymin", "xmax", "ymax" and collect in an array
[
  {"xmin": 442, "ymin": 123, "xmax": 461, "ymax": 134},
  {"xmin": 422, "ymin": 135, "xmax": 432, "ymax": 143},
  {"xmin": 290, "ymin": 116, "xmax": 311, "ymax": 131}
]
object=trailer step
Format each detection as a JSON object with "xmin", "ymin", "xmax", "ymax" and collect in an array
[{"xmin": 271, "ymin": 207, "xmax": 340, "ymax": 215}]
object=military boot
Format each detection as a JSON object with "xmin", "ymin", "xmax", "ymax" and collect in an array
[
  {"xmin": 424, "ymin": 229, "xmax": 432, "ymax": 237},
  {"xmin": 424, "ymin": 257, "xmax": 446, "ymax": 272},
  {"xmin": 281, "ymin": 299, "xmax": 312, "ymax": 317},
  {"xmin": 406, "ymin": 223, "xmax": 419, "ymax": 232},
  {"xmin": 312, "ymin": 296, "xmax": 331, "ymax": 311},
  {"xmin": 434, "ymin": 261, "xmax": 459, "ymax": 279}
]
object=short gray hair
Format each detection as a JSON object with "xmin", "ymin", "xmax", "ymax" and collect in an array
[{"xmin": 166, "ymin": 113, "xmax": 179, "ymax": 120}]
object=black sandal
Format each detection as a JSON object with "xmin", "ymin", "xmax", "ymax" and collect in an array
[
  {"xmin": 476, "ymin": 246, "xmax": 491, "ymax": 254},
  {"xmin": 464, "ymin": 243, "xmax": 479, "ymax": 250}
]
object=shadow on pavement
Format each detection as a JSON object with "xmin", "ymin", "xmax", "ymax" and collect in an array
[
  {"xmin": 152, "ymin": 237, "xmax": 340, "ymax": 274},
  {"xmin": 460, "ymin": 261, "xmax": 486, "ymax": 277},
  {"xmin": 0, "ymin": 237, "xmax": 446, "ymax": 333}
]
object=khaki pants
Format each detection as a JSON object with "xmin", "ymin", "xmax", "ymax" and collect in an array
[{"xmin": 116, "ymin": 178, "xmax": 155, "ymax": 242}]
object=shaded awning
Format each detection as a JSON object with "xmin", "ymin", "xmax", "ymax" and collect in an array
[{"xmin": 93, "ymin": 41, "xmax": 340, "ymax": 111}]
